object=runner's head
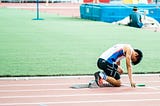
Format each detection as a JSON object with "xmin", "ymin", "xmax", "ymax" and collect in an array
[{"xmin": 131, "ymin": 49, "xmax": 143, "ymax": 65}]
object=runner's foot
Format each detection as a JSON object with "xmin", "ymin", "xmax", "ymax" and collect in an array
[{"xmin": 94, "ymin": 71, "xmax": 103, "ymax": 87}]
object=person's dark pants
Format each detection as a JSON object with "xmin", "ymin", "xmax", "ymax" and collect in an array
[
  {"xmin": 97, "ymin": 58, "xmax": 120, "ymax": 80},
  {"xmin": 128, "ymin": 22, "xmax": 143, "ymax": 28}
]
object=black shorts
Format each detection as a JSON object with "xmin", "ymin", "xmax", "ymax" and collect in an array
[{"xmin": 97, "ymin": 58, "xmax": 120, "ymax": 80}]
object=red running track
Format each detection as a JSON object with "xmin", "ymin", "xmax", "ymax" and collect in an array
[{"xmin": 0, "ymin": 74, "xmax": 160, "ymax": 106}]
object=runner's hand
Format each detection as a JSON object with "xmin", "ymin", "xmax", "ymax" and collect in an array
[{"xmin": 131, "ymin": 82, "xmax": 136, "ymax": 88}]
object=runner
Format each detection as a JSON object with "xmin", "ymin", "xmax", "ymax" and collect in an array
[{"xmin": 94, "ymin": 44, "xmax": 143, "ymax": 87}]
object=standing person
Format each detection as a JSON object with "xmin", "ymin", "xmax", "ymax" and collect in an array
[
  {"xmin": 94, "ymin": 44, "xmax": 143, "ymax": 87},
  {"xmin": 128, "ymin": 6, "xmax": 143, "ymax": 28}
]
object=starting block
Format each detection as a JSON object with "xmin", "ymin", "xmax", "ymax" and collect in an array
[
  {"xmin": 70, "ymin": 80, "xmax": 99, "ymax": 89},
  {"xmin": 70, "ymin": 80, "xmax": 114, "ymax": 89}
]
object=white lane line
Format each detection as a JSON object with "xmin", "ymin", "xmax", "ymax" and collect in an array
[
  {"xmin": 0, "ymin": 74, "xmax": 159, "ymax": 80},
  {"xmin": 0, "ymin": 88, "xmax": 84, "ymax": 92},
  {"xmin": 0, "ymin": 92, "xmax": 160, "ymax": 98},
  {"xmin": 0, "ymin": 83, "xmax": 79, "ymax": 87},
  {"xmin": 0, "ymin": 99, "xmax": 160, "ymax": 105},
  {"xmin": 0, "ymin": 88, "xmax": 91, "ymax": 92},
  {"xmin": 0, "ymin": 76, "xmax": 93, "ymax": 80},
  {"xmin": 0, "ymin": 85, "xmax": 159, "ymax": 93},
  {"xmin": 147, "ymin": 86, "xmax": 160, "ymax": 90},
  {"xmin": 0, "ymin": 81, "xmax": 159, "ymax": 87},
  {"xmin": 0, "ymin": 85, "xmax": 160, "ymax": 92}
]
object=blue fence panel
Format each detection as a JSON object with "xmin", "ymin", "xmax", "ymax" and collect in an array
[
  {"xmin": 80, "ymin": 4, "xmax": 93, "ymax": 20},
  {"xmin": 80, "ymin": 4, "xmax": 86, "ymax": 19},
  {"xmin": 147, "ymin": 8, "xmax": 160, "ymax": 22},
  {"xmin": 101, "ymin": 6, "xmax": 130, "ymax": 22},
  {"xmin": 92, "ymin": 4, "xmax": 101, "ymax": 21},
  {"xmin": 85, "ymin": 4, "xmax": 93, "ymax": 20},
  {"xmin": 80, "ymin": 3, "xmax": 160, "ymax": 23}
]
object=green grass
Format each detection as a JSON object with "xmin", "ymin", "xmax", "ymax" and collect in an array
[{"xmin": 0, "ymin": 8, "xmax": 160, "ymax": 76}]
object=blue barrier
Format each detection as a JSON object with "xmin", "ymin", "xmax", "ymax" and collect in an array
[
  {"xmin": 80, "ymin": 3, "xmax": 160, "ymax": 23},
  {"xmin": 147, "ymin": 8, "xmax": 160, "ymax": 22},
  {"xmin": 101, "ymin": 6, "xmax": 132, "ymax": 22},
  {"xmin": 92, "ymin": 4, "xmax": 102, "ymax": 21},
  {"xmin": 80, "ymin": 4, "xmax": 86, "ymax": 19},
  {"xmin": 80, "ymin": 4, "xmax": 93, "ymax": 19}
]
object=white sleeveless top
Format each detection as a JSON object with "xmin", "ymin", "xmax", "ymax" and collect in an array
[{"xmin": 99, "ymin": 44, "xmax": 133, "ymax": 64}]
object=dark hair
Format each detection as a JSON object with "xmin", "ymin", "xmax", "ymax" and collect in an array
[
  {"xmin": 133, "ymin": 6, "xmax": 138, "ymax": 11},
  {"xmin": 132, "ymin": 49, "xmax": 143, "ymax": 65}
]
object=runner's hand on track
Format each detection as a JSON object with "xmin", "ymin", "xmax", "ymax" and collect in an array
[{"xmin": 131, "ymin": 82, "xmax": 136, "ymax": 88}]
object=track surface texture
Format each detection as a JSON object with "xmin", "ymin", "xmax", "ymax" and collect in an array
[
  {"xmin": 0, "ymin": 3, "xmax": 81, "ymax": 17},
  {"xmin": 0, "ymin": 74, "xmax": 160, "ymax": 106}
]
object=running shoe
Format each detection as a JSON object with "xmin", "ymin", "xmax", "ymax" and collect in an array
[{"xmin": 94, "ymin": 71, "xmax": 103, "ymax": 87}]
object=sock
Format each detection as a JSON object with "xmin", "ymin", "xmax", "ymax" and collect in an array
[{"xmin": 99, "ymin": 72, "xmax": 107, "ymax": 80}]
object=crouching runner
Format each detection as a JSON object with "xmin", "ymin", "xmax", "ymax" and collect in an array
[{"xmin": 94, "ymin": 44, "xmax": 143, "ymax": 87}]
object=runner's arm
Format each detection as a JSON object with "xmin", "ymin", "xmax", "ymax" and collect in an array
[{"xmin": 124, "ymin": 46, "xmax": 136, "ymax": 87}]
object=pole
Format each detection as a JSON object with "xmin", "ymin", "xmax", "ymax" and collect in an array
[{"xmin": 32, "ymin": 0, "xmax": 44, "ymax": 20}]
